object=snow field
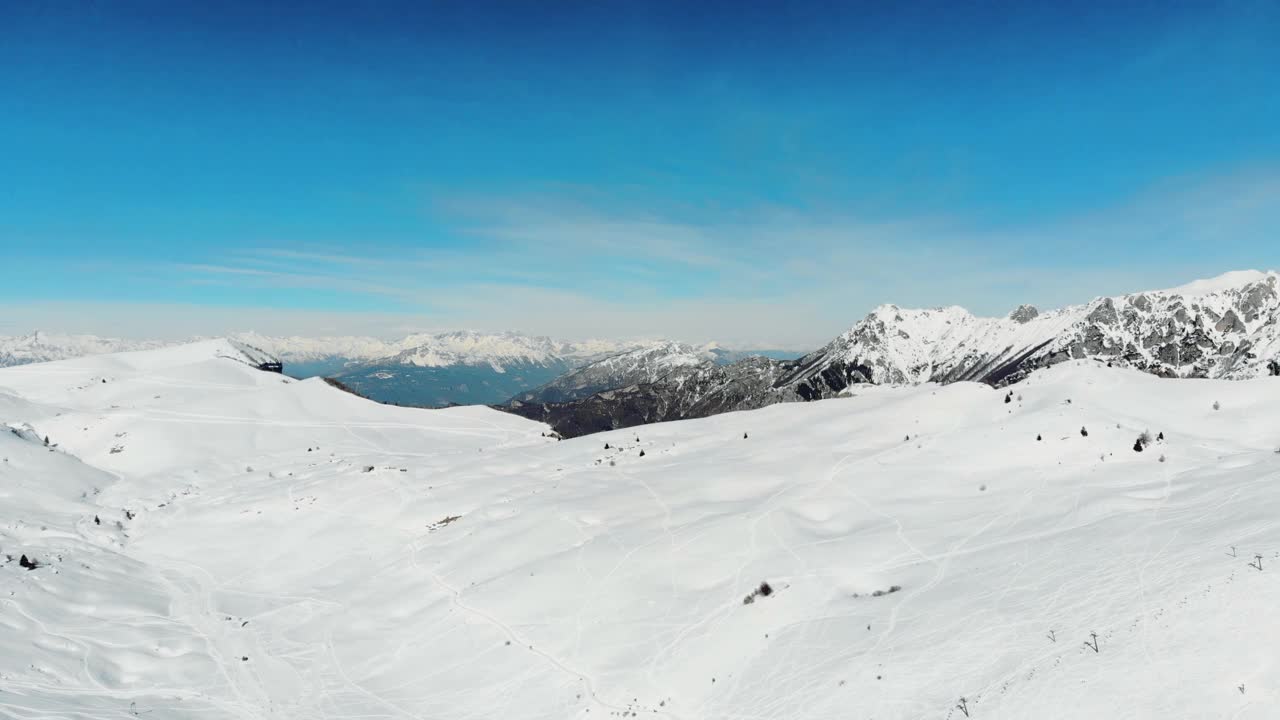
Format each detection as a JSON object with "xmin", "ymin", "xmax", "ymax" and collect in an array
[{"xmin": 1, "ymin": 345, "xmax": 1279, "ymax": 718}]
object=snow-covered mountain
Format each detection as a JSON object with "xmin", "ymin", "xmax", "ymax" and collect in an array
[
  {"xmin": 778, "ymin": 269, "xmax": 1280, "ymax": 399},
  {"xmin": 232, "ymin": 330, "xmax": 636, "ymax": 370},
  {"xmin": 324, "ymin": 331, "xmax": 649, "ymax": 407},
  {"xmin": 0, "ymin": 331, "xmax": 170, "ymax": 368},
  {"xmin": 0, "ymin": 330, "xmax": 648, "ymax": 407},
  {"xmin": 508, "ymin": 270, "xmax": 1280, "ymax": 436},
  {"xmin": 511, "ymin": 341, "xmax": 717, "ymax": 404},
  {"xmin": 512, "ymin": 341, "xmax": 807, "ymax": 406},
  {"xmin": 5, "ymin": 339, "xmax": 1280, "ymax": 719},
  {"xmin": 369, "ymin": 330, "xmax": 634, "ymax": 371},
  {"xmin": 228, "ymin": 331, "xmax": 426, "ymax": 364},
  {"xmin": 0, "ymin": 330, "xmax": 796, "ymax": 410}
]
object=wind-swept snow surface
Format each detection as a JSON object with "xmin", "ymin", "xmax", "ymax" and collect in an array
[{"xmin": 2, "ymin": 342, "xmax": 1280, "ymax": 718}]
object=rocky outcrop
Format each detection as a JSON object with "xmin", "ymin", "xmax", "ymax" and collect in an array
[{"xmin": 506, "ymin": 356, "xmax": 794, "ymax": 437}]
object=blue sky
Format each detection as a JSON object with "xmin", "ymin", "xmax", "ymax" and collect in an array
[{"xmin": 2, "ymin": 0, "xmax": 1279, "ymax": 346}]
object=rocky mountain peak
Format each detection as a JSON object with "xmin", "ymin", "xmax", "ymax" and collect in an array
[
  {"xmin": 1009, "ymin": 304, "xmax": 1040, "ymax": 323},
  {"xmin": 505, "ymin": 270, "xmax": 1280, "ymax": 438}
]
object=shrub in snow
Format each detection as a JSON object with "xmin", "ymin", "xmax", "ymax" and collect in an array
[
  {"xmin": 743, "ymin": 580, "xmax": 775, "ymax": 604},
  {"xmin": 1004, "ymin": 391, "xmax": 1012, "ymax": 404},
  {"xmin": 743, "ymin": 432, "xmax": 748, "ymax": 439},
  {"xmin": 638, "ymin": 449, "xmax": 645, "ymax": 457},
  {"xmin": 1085, "ymin": 632, "xmax": 1099, "ymax": 653},
  {"xmin": 1036, "ymin": 434, "xmax": 1042, "ymax": 441},
  {"xmin": 1159, "ymin": 454, "xmax": 1166, "ymax": 463},
  {"xmin": 1080, "ymin": 426, "xmax": 1088, "ymax": 437},
  {"xmin": 1214, "ymin": 400, "xmax": 1221, "ymax": 411}
]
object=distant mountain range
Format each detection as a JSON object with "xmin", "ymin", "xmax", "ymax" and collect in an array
[
  {"xmin": 263, "ymin": 333, "xmax": 798, "ymax": 407},
  {"xmin": 0, "ymin": 331, "xmax": 169, "ymax": 368},
  {"xmin": 11, "ymin": 270, "xmax": 1280, "ymax": 433},
  {"xmin": 510, "ymin": 341, "xmax": 760, "ymax": 404},
  {"xmin": 0, "ymin": 329, "xmax": 802, "ymax": 408},
  {"xmin": 312, "ymin": 331, "xmax": 641, "ymax": 407},
  {"xmin": 506, "ymin": 270, "xmax": 1280, "ymax": 436}
]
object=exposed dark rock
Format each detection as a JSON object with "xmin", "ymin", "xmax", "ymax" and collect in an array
[{"xmin": 1008, "ymin": 304, "xmax": 1040, "ymax": 323}]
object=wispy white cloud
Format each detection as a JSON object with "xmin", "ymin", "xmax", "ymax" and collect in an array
[{"xmin": 21, "ymin": 168, "xmax": 1280, "ymax": 347}]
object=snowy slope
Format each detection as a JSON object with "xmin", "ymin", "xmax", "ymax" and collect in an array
[{"xmin": 3, "ymin": 342, "xmax": 1280, "ymax": 718}]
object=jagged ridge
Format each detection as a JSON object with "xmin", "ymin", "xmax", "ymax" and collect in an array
[{"xmin": 506, "ymin": 270, "xmax": 1280, "ymax": 436}]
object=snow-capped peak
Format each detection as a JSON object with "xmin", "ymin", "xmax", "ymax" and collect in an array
[
  {"xmin": 1154, "ymin": 269, "xmax": 1277, "ymax": 297},
  {"xmin": 785, "ymin": 269, "xmax": 1280, "ymax": 395}
]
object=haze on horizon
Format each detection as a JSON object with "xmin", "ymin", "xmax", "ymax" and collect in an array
[{"xmin": 3, "ymin": 1, "xmax": 1279, "ymax": 346}]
